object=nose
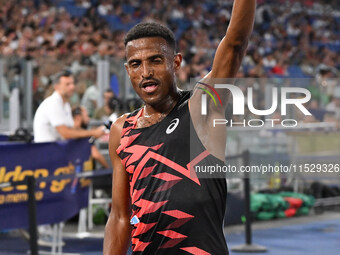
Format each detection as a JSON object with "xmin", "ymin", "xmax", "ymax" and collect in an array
[{"xmin": 141, "ymin": 64, "xmax": 153, "ymax": 79}]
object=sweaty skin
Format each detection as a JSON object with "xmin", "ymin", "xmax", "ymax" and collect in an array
[
  {"xmin": 103, "ymin": 1, "xmax": 256, "ymax": 254},
  {"xmin": 124, "ymin": 37, "xmax": 183, "ymax": 129}
]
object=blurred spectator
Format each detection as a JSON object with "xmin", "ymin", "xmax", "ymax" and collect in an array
[
  {"xmin": 93, "ymin": 88, "xmax": 114, "ymax": 121},
  {"xmin": 32, "ymin": 69, "xmax": 105, "ymax": 246},
  {"xmin": 72, "ymin": 105, "xmax": 109, "ymax": 169},
  {"xmin": 76, "ymin": 0, "xmax": 91, "ymax": 9},
  {"xmin": 0, "ymin": 0, "xmax": 339, "ymax": 82},
  {"xmin": 262, "ymin": 53, "xmax": 277, "ymax": 69},
  {"xmin": 33, "ymin": 70, "xmax": 104, "ymax": 142},
  {"xmin": 97, "ymin": 0, "xmax": 113, "ymax": 16},
  {"xmin": 271, "ymin": 60, "xmax": 289, "ymax": 76},
  {"xmin": 0, "ymin": 0, "xmax": 340, "ymax": 125},
  {"xmin": 81, "ymin": 83, "xmax": 100, "ymax": 118},
  {"xmin": 108, "ymin": 96, "xmax": 124, "ymax": 123},
  {"xmin": 326, "ymin": 88, "xmax": 340, "ymax": 120}
]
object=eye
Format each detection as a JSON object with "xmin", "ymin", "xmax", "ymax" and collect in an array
[
  {"xmin": 152, "ymin": 58, "xmax": 162, "ymax": 64},
  {"xmin": 130, "ymin": 62, "xmax": 140, "ymax": 68}
]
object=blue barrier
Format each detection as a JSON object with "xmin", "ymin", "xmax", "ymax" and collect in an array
[
  {"xmin": 0, "ymin": 167, "xmax": 112, "ymax": 255},
  {"xmin": 0, "ymin": 138, "xmax": 92, "ymax": 230},
  {"xmin": 0, "ymin": 135, "xmax": 8, "ymax": 142}
]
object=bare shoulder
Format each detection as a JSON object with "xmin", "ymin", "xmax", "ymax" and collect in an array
[
  {"xmin": 109, "ymin": 113, "xmax": 129, "ymax": 149},
  {"xmin": 112, "ymin": 113, "xmax": 129, "ymax": 131}
]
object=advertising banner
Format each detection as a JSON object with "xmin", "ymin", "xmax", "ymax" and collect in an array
[{"xmin": 0, "ymin": 138, "xmax": 92, "ymax": 230}]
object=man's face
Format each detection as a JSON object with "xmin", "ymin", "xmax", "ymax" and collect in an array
[
  {"xmin": 55, "ymin": 76, "xmax": 75, "ymax": 100},
  {"xmin": 124, "ymin": 37, "xmax": 182, "ymax": 107},
  {"xmin": 73, "ymin": 107, "xmax": 90, "ymax": 129},
  {"xmin": 104, "ymin": 91, "xmax": 114, "ymax": 105}
]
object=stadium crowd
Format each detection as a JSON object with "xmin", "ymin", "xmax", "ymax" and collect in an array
[{"xmin": 0, "ymin": 0, "xmax": 339, "ymax": 124}]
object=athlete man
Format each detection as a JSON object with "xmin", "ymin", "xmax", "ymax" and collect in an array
[{"xmin": 104, "ymin": 1, "xmax": 255, "ymax": 254}]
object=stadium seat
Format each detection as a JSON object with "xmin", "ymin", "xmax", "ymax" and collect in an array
[{"xmin": 65, "ymin": 6, "xmax": 87, "ymax": 17}]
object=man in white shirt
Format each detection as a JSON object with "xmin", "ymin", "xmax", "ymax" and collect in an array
[
  {"xmin": 32, "ymin": 70, "xmax": 106, "ymax": 247},
  {"xmin": 33, "ymin": 70, "xmax": 104, "ymax": 143}
]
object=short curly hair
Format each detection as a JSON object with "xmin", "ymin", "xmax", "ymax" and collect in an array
[{"xmin": 124, "ymin": 22, "xmax": 176, "ymax": 52}]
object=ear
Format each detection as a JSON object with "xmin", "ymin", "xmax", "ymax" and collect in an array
[
  {"xmin": 173, "ymin": 53, "xmax": 182, "ymax": 72},
  {"xmin": 124, "ymin": 63, "xmax": 130, "ymax": 76},
  {"xmin": 53, "ymin": 83, "xmax": 60, "ymax": 92}
]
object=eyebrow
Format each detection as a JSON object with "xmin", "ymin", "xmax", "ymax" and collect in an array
[{"xmin": 127, "ymin": 54, "xmax": 164, "ymax": 65}]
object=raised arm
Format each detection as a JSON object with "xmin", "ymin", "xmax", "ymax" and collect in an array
[
  {"xmin": 190, "ymin": 0, "xmax": 256, "ymax": 110},
  {"xmin": 103, "ymin": 115, "xmax": 131, "ymax": 255},
  {"xmin": 189, "ymin": 0, "xmax": 256, "ymax": 160},
  {"xmin": 191, "ymin": 0, "xmax": 256, "ymax": 104},
  {"xmin": 210, "ymin": 0, "xmax": 256, "ymax": 80}
]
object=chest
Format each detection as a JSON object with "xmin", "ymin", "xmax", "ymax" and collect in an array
[
  {"xmin": 135, "ymin": 114, "xmax": 189, "ymax": 150},
  {"xmin": 135, "ymin": 113, "xmax": 167, "ymax": 129}
]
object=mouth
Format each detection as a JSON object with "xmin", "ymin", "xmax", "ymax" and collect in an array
[{"xmin": 140, "ymin": 80, "xmax": 159, "ymax": 93}]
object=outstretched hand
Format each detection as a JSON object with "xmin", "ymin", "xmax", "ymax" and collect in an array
[{"xmin": 91, "ymin": 125, "xmax": 106, "ymax": 138}]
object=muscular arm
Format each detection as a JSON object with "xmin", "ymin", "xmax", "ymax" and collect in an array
[
  {"xmin": 209, "ymin": 0, "xmax": 256, "ymax": 80},
  {"xmin": 191, "ymin": 0, "xmax": 256, "ymax": 102},
  {"xmin": 103, "ymin": 115, "xmax": 131, "ymax": 255},
  {"xmin": 189, "ymin": 0, "xmax": 256, "ymax": 160}
]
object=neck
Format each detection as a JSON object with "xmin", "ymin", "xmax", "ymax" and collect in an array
[
  {"xmin": 143, "ymin": 90, "xmax": 181, "ymax": 117},
  {"xmin": 56, "ymin": 91, "xmax": 68, "ymax": 103}
]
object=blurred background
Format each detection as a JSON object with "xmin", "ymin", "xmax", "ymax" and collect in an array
[
  {"xmin": 0, "ymin": 0, "xmax": 340, "ymax": 254},
  {"xmin": 1, "ymin": 0, "xmax": 340, "ymax": 131}
]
